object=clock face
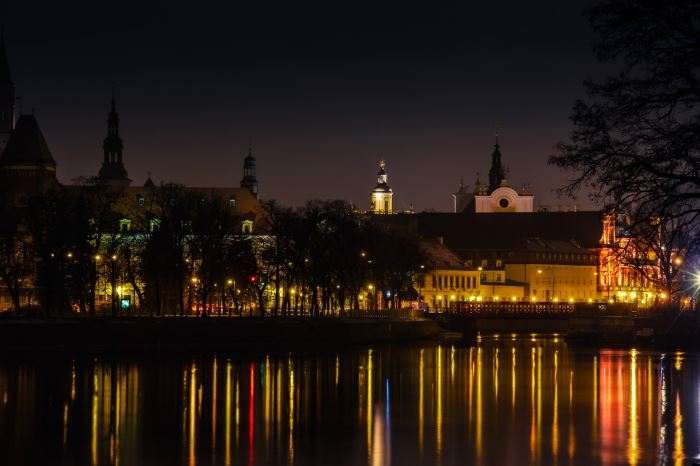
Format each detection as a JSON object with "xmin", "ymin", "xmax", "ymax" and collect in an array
[{"xmin": 499, "ymin": 198, "xmax": 509, "ymax": 208}]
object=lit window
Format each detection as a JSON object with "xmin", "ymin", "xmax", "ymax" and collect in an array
[
  {"xmin": 229, "ymin": 197, "xmax": 237, "ymax": 208},
  {"xmin": 119, "ymin": 219, "xmax": 131, "ymax": 233},
  {"xmin": 137, "ymin": 195, "xmax": 145, "ymax": 206},
  {"xmin": 242, "ymin": 220, "xmax": 254, "ymax": 234}
]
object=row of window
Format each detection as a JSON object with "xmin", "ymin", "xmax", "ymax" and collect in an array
[
  {"xmin": 136, "ymin": 195, "xmax": 238, "ymax": 209},
  {"xmin": 431, "ymin": 274, "xmax": 478, "ymax": 290},
  {"xmin": 118, "ymin": 218, "xmax": 253, "ymax": 234}
]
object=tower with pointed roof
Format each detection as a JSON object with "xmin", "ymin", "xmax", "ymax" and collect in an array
[
  {"xmin": 240, "ymin": 144, "xmax": 258, "ymax": 198},
  {"xmin": 0, "ymin": 29, "xmax": 15, "ymax": 153},
  {"xmin": 0, "ymin": 114, "xmax": 58, "ymax": 197},
  {"xmin": 452, "ymin": 178, "xmax": 472, "ymax": 213},
  {"xmin": 487, "ymin": 142, "xmax": 506, "ymax": 193},
  {"xmin": 97, "ymin": 95, "xmax": 131, "ymax": 187},
  {"xmin": 370, "ymin": 159, "xmax": 393, "ymax": 214}
]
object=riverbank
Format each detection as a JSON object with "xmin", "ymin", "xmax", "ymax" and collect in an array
[{"xmin": 0, "ymin": 317, "xmax": 443, "ymax": 351}]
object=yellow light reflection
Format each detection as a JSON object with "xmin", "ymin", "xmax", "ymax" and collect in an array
[
  {"xmin": 628, "ymin": 349, "xmax": 639, "ymax": 465},
  {"xmin": 367, "ymin": 349, "xmax": 373, "ymax": 456},
  {"xmin": 418, "ymin": 349, "xmax": 424, "ymax": 455},
  {"xmin": 552, "ymin": 350, "xmax": 559, "ymax": 457},
  {"xmin": 225, "ymin": 361, "xmax": 232, "ymax": 466},
  {"xmin": 511, "ymin": 347, "xmax": 516, "ymax": 410},
  {"xmin": 436, "ymin": 346, "xmax": 443, "ymax": 458},
  {"xmin": 476, "ymin": 346, "xmax": 482, "ymax": 462},
  {"xmin": 673, "ymin": 392, "xmax": 684, "ymax": 466},
  {"xmin": 189, "ymin": 364, "xmax": 197, "ymax": 466},
  {"xmin": 288, "ymin": 360, "xmax": 294, "ymax": 463}
]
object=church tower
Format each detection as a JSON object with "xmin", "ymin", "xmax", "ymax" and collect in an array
[
  {"xmin": 97, "ymin": 95, "xmax": 131, "ymax": 187},
  {"xmin": 452, "ymin": 178, "xmax": 472, "ymax": 213},
  {"xmin": 0, "ymin": 30, "xmax": 15, "ymax": 153},
  {"xmin": 487, "ymin": 142, "xmax": 506, "ymax": 193},
  {"xmin": 0, "ymin": 114, "xmax": 58, "ymax": 198},
  {"xmin": 240, "ymin": 144, "xmax": 258, "ymax": 198},
  {"xmin": 370, "ymin": 159, "xmax": 393, "ymax": 214}
]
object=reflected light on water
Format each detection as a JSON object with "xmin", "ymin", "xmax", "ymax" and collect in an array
[{"xmin": 0, "ymin": 338, "xmax": 698, "ymax": 465}]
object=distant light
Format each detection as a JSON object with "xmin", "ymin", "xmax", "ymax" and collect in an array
[
  {"xmin": 111, "ymin": 255, "xmax": 117, "ymax": 260},
  {"xmin": 537, "ymin": 269, "xmax": 543, "ymax": 274},
  {"xmin": 66, "ymin": 252, "xmax": 73, "ymax": 258}
]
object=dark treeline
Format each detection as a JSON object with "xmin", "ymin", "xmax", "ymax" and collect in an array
[{"xmin": 0, "ymin": 182, "xmax": 424, "ymax": 317}]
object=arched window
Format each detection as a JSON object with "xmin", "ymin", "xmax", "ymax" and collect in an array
[{"xmin": 241, "ymin": 220, "xmax": 254, "ymax": 234}]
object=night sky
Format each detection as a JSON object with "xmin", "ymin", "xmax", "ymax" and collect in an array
[{"xmin": 3, "ymin": 1, "xmax": 603, "ymax": 211}]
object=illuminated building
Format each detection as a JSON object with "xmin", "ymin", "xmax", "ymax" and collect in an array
[
  {"xmin": 0, "ymin": 36, "xmax": 267, "ymax": 312},
  {"xmin": 598, "ymin": 214, "xmax": 660, "ymax": 303},
  {"xmin": 416, "ymin": 238, "xmax": 526, "ymax": 308},
  {"xmin": 378, "ymin": 141, "xmax": 645, "ymax": 304},
  {"xmin": 453, "ymin": 143, "xmax": 534, "ymax": 214},
  {"xmin": 369, "ymin": 159, "xmax": 393, "ymax": 214}
]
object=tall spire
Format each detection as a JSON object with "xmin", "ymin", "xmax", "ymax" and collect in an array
[
  {"xmin": 0, "ymin": 26, "xmax": 11, "ymax": 84},
  {"xmin": 0, "ymin": 27, "xmax": 15, "ymax": 153},
  {"xmin": 240, "ymin": 143, "xmax": 258, "ymax": 198},
  {"xmin": 370, "ymin": 158, "xmax": 393, "ymax": 214},
  {"xmin": 487, "ymin": 142, "xmax": 506, "ymax": 193},
  {"xmin": 97, "ymin": 92, "xmax": 130, "ymax": 186}
]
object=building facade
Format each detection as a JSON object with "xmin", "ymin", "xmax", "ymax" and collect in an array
[{"xmin": 369, "ymin": 159, "xmax": 393, "ymax": 214}]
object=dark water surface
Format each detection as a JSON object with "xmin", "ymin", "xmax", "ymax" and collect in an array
[{"xmin": 1, "ymin": 335, "xmax": 698, "ymax": 466}]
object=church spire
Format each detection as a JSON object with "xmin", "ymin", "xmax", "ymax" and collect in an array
[
  {"xmin": 97, "ymin": 93, "xmax": 130, "ymax": 187},
  {"xmin": 0, "ymin": 27, "xmax": 15, "ymax": 152},
  {"xmin": 0, "ymin": 27, "xmax": 11, "ymax": 84},
  {"xmin": 370, "ymin": 158, "xmax": 393, "ymax": 214},
  {"xmin": 240, "ymin": 143, "xmax": 258, "ymax": 198},
  {"xmin": 487, "ymin": 142, "xmax": 506, "ymax": 193}
]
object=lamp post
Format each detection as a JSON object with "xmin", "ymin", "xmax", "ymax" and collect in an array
[
  {"xmin": 537, "ymin": 266, "xmax": 557, "ymax": 302},
  {"xmin": 110, "ymin": 254, "xmax": 118, "ymax": 317}
]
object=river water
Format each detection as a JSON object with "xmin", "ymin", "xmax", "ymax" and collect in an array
[{"xmin": 0, "ymin": 335, "xmax": 698, "ymax": 465}]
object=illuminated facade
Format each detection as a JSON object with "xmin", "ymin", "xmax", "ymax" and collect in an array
[
  {"xmin": 370, "ymin": 159, "xmax": 393, "ymax": 214},
  {"xmin": 417, "ymin": 239, "xmax": 527, "ymax": 308},
  {"xmin": 0, "ymin": 38, "xmax": 267, "ymax": 312},
  {"xmin": 598, "ymin": 214, "xmax": 661, "ymax": 304}
]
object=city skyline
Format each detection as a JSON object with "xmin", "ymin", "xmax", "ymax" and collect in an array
[{"xmin": 2, "ymin": 0, "xmax": 602, "ymax": 211}]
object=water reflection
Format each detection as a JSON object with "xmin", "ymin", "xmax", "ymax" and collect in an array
[{"xmin": 0, "ymin": 337, "xmax": 699, "ymax": 465}]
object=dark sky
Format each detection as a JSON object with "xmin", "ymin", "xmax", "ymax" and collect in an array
[{"xmin": 3, "ymin": 1, "xmax": 603, "ymax": 211}]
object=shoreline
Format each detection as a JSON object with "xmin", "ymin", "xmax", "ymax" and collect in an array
[{"xmin": 0, "ymin": 317, "xmax": 443, "ymax": 352}]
